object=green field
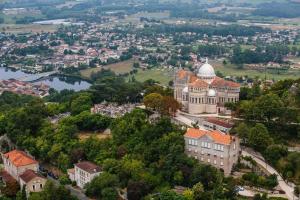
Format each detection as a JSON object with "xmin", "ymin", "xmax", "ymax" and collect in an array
[
  {"xmin": 131, "ymin": 68, "xmax": 174, "ymax": 86},
  {"xmin": 80, "ymin": 59, "xmax": 137, "ymax": 78},
  {"xmin": 214, "ymin": 63, "xmax": 300, "ymax": 81}
]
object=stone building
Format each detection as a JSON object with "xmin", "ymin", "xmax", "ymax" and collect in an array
[
  {"xmin": 1, "ymin": 150, "xmax": 39, "ymax": 181},
  {"xmin": 19, "ymin": 169, "xmax": 47, "ymax": 196},
  {"xmin": 184, "ymin": 128, "xmax": 240, "ymax": 176},
  {"xmin": 174, "ymin": 60, "xmax": 240, "ymax": 114}
]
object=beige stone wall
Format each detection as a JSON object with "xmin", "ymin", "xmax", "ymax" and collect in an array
[
  {"xmin": 17, "ymin": 164, "xmax": 39, "ymax": 180},
  {"xmin": 184, "ymin": 136, "xmax": 240, "ymax": 176},
  {"xmin": 23, "ymin": 177, "xmax": 47, "ymax": 195}
]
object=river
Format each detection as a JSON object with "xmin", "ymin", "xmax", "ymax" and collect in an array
[{"xmin": 0, "ymin": 67, "xmax": 91, "ymax": 92}]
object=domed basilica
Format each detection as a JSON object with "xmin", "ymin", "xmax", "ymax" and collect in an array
[{"xmin": 174, "ymin": 60, "xmax": 240, "ymax": 114}]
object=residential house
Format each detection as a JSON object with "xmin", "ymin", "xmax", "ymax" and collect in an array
[
  {"xmin": 184, "ymin": 128, "xmax": 240, "ymax": 176},
  {"xmin": 2, "ymin": 150, "xmax": 39, "ymax": 181},
  {"xmin": 70, "ymin": 161, "xmax": 102, "ymax": 189},
  {"xmin": 19, "ymin": 169, "xmax": 47, "ymax": 196}
]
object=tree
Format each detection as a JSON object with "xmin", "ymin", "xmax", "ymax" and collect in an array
[
  {"xmin": 264, "ymin": 145, "xmax": 288, "ymax": 166},
  {"xmin": 28, "ymin": 181, "xmax": 77, "ymax": 200},
  {"xmin": 234, "ymin": 122, "xmax": 249, "ymax": 143},
  {"xmin": 192, "ymin": 182, "xmax": 205, "ymax": 200},
  {"xmin": 16, "ymin": 185, "xmax": 26, "ymax": 200},
  {"xmin": 70, "ymin": 93, "xmax": 93, "ymax": 115},
  {"xmin": 127, "ymin": 180, "xmax": 150, "ymax": 200},
  {"xmin": 85, "ymin": 172, "xmax": 119, "ymax": 199},
  {"xmin": 248, "ymin": 123, "xmax": 273, "ymax": 152},
  {"xmin": 143, "ymin": 93, "xmax": 163, "ymax": 112},
  {"xmin": 161, "ymin": 96, "xmax": 180, "ymax": 116}
]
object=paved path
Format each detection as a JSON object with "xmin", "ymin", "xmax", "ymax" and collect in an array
[
  {"xmin": 47, "ymin": 176, "xmax": 89, "ymax": 200},
  {"xmin": 242, "ymin": 150, "xmax": 297, "ymax": 200}
]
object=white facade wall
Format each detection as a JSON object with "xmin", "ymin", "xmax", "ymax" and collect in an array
[{"xmin": 74, "ymin": 166, "xmax": 101, "ymax": 189}]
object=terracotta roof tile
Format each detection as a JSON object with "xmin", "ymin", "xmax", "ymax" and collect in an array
[
  {"xmin": 19, "ymin": 169, "xmax": 45, "ymax": 183},
  {"xmin": 207, "ymin": 130, "xmax": 233, "ymax": 145},
  {"xmin": 184, "ymin": 128, "xmax": 207, "ymax": 139},
  {"xmin": 211, "ymin": 77, "xmax": 240, "ymax": 88},
  {"xmin": 4, "ymin": 150, "xmax": 38, "ymax": 167},
  {"xmin": 75, "ymin": 161, "xmax": 101, "ymax": 174},
  {"xmin": 189, "ymin": 78, "xmax": 209, "ymax": 88},
  {"xmin": 184, "ymin": 128, "xmax": 233, "ymax": 145},
  {"xmin": 205, "ymin": 117, "xmax": 233, "ymax": 129},
  {"xmin": 0, "ymin": 170, "xmax": 16, "ymax": 183},
  {"xmin": 177, "ymin": 70, "xmax": 189, "ymax": 79}
]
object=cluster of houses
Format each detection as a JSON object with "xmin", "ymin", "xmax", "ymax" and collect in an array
[
  {"xmin": 1, "ymin": 19, "xmax": 298, "ymax": 74},
  {"xmin": 91, "ymin": 102, "xmax": 136, "ymax": 118},
  {"xmin": 0, "ymin": 79, "xmax": 50, "ymax": 97},
  {"xmin": 0, "ymin": 149, "xmax": 102, "ymax": 196}
]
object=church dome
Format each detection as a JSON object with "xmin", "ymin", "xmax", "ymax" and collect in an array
[
  {"xmin": 207, "ymin": 89, "xmax": 216, "ymax": 97},
  {"xmin": 182, "ymin": 86, "xmax": 188, "ymax": 93},
  {"xmin": 197, "ymin": 59, "xmax": 215, "ymax": 78}
]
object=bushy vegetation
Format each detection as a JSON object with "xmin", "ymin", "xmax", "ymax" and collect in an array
[{"xmin": 232, "ymin": 78, "xmax": 300, "ymax": 184}]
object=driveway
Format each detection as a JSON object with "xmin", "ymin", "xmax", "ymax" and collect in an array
[{"xmin": 47, "ymin": 176, "xmax": 89, "ymax": 200}]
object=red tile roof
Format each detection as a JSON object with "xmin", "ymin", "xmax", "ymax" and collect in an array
[
  {"xmin": 0, "ymin": 170, "xmax": 16, "ymax": 183},
  {"xmin": 184, "ymin": 128, "xmax": 233, "ymax": 145},
  {"xmin": 75, "ymin": 161, "xmax": 101, "ymax": 174},
  {"xmin": 205, "ymin": 117, "xmax": 233, "ymax": 129},
  {"xmin": 19, "ymin": 169, "xmax": 45, "ymax": 183},
  {"xmin": 4, "ymin": 150, "xmax": 38, "ymax": 167},
  {"xmin": 211, "ymin": 77, "xmax": 240, "ymax": 88},
  {"xmin": 189, "ymin": 78, "xmax": 209, "ymax": 88},
  {"xmin": 177, "ymin": 70, "xmax": 190, "ymax": 79}
]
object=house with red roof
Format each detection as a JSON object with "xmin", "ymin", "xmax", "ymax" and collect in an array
[
  {"xmin": 2, "ymin": 150, "xmax": 39, "ymax": 181},
  {"xmin": 19, "ymin": 169, "xmax": 47, "ymax": 196},
  {"xmin": 184, "ymin": 128, "xmax": 240, "ymax": 176}
]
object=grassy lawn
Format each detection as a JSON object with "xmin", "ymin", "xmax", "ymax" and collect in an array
[
  {"xmin": 213, "ymin": 62, "xmax": 300, "ymax": 81},
  {"xmin": 80, "ymin": 59, "xmax": 137, "ymax": 78},
  {"xmin": 131, "ymin": 68, "xmax": 174, "ymax": 86}
]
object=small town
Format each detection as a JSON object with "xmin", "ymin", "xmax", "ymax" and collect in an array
[{"xmin": 0, "ymin": 0, "xmax": 300, "ymax": 200}]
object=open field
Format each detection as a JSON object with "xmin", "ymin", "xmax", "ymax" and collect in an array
[
  {"xmin": 211, "ymin": 60, "xmax": 300, "ymax": 81},
  {"xmin": 0, "ymin": 24, "xmax": 58, "ymax": 33},
  {"xmin": 131, "ymin": 68, "xmax": 174, "ymax": 85},
  {"xmin": 78, "ymin": 129, "xmax": 111, "ymax": 141},
  {"xmin": 80, "ymin": 59, "xmax": 136, "ymax": 78}
]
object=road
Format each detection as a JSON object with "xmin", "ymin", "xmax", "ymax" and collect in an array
[
  {"xmin": 242, "ymin": 150, "xmax": 297, "ymax": 200},
  {"xmin": 47, "ymin": 176, "xmax": 89, "ymax": 200}
]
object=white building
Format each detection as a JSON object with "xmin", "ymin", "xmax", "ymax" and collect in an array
[
  {"xmin": 174, "ymin": 60, "xmax": 240, "ymax": 114},
  {"xmin": 72, "ymin": 161, "xmax": 102, "ymax": 189}
]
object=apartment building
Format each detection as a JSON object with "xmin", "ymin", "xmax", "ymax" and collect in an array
[{"xmin": 184, "ymin": 128, "xmax": 240, "ymax": 176}]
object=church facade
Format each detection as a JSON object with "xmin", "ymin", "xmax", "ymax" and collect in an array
[{"xmin": 174, "ymin": 60, "xmax": 240, "ymax": 114}]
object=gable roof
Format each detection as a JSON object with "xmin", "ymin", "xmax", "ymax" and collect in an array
[
  {"xmin": 184, "ymin": 128, "xmax": 233, "ymax": 145},
  {"xmin": 0, "ymin": 170, "xmax": 16, "ymax": 183},
  {"xmin": 75, "ymin": 161, "xmax": 101, "ymax": 174},
  {"xmin": 19, "ymin": 169, "xmax": 45, "ymax": 183},
  {"xmin": 3, "ymin": 150, "xmax": 38, "ymax": 167},
  {"xmin": 205, "ymin": 117, "xmax": 233, "ymax": 129}
]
